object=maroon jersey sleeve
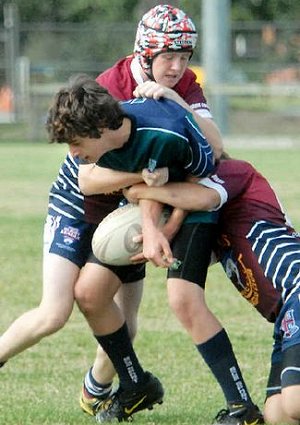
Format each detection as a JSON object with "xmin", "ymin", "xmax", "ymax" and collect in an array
[
  {"xmin": 83, "ymin": 193, "xmax": 123, "ymax": 224},
  {"xmin": 175, "ymin": 68, "xmax": 212, "ymax": 116},
  {"xmin": 96, "ymin": 56, "xmax": 137, "ymax": 101},
  {"xmin": 208, "ymin": 159, "xmax": 290, "ymax": 232},
  {"xmin": 210, "ymin": 159, "xmax": 254, "ymax": 201}
]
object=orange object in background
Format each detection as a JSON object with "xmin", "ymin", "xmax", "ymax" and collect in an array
[
  {"xmin": 189, "ymin": 65, "xmax": 206, "ymax": 86},
  {"xmin": 0, "ymin": 86, "xmax": 13, "ymax": 112}
]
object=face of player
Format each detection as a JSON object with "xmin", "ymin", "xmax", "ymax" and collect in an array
[
  {"xmin": 151, "ymin": 51, "xmax": 191, "ymax": 88},
  {"xmin": 69, "ymin": 128, "xmax": 115, "ymax": 163},
  {"xmin": 68, "ymin": 137, "xmax": 103, "ymax": 163}
]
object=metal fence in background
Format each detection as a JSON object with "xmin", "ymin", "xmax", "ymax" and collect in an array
[{"xmin": 0, "ymin": 12, "xmax": 299, "ymax": 140}]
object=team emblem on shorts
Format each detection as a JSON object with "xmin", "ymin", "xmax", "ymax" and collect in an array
[
  {"xmin": 60, "ymin": 226, "xmax": 81, "ymax": 245},
  {"xmin": 281, "ymin": 309, "xmax": 299, "ymax": 338}
]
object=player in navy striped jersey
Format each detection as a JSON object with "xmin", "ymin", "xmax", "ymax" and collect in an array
[
  {"xmin": 44, "ymin": 74, "xmax": 218, "ymax": 422},
  {"xmin": 46, "ymin": 75, "xmax": 263, "ymax": 424},
  {"xmin": 0, "ymin": 5, "xmax": 229, "ymax": 422},
  {"xmin": 124, "ymin": 158, "xmax": 300, "ymax": 424},
  {"xmin": 0, "ymin": 7, "xmax": 224, "ymax": 418}
]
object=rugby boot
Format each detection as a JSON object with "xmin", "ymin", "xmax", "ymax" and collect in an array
[
  {"xmin": 213, "ymin": 403, "xmax": 264, "ymax": 425},
  {"xmin": 95, "ymin": 371, "xmax": 164, "ymax": 423},
  {"xmin": 80, "ymin": 385, "xmax": 112, "ymax": 416}
]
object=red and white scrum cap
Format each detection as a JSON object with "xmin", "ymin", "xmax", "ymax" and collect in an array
[{"xmin": 134, "ymin": 4, "xmax": 198, "ymax": 73}]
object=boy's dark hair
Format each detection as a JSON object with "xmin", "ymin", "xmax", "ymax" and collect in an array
[{"xmin": 46, "ymin": 74, "xmax": 125, "ymax": 144}]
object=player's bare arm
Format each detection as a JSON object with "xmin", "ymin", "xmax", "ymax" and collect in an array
[
  {"xmin": 161, "ymin": 207, "xmax": 187, "ymax": 242},
  {"xmin": 79, "ymin": 164, "xmax": 169, "ymax": 195},
  {"xmin": 78, "ymin": 163, "xmax": 143, "ymax": 195},
  {"xmin": 139, "ymin": 199, "xmax": 174, "ymax": 268},
  {"xmin": 124, "ymin": 182, "xmax": 221, "ymax": 211}
]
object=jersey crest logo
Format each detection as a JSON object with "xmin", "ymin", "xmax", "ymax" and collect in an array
[{"xmin": 147, "ymin": 158, "xmax": 157, "ymax": 172}]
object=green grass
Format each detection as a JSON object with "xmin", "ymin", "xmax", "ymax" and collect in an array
[{"xmin": 1, "ymin": 141, "xmax": 300, "ymax": 424}]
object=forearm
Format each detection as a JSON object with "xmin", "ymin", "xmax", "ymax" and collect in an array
[
  {"xmin": 125, "ymin": 182, "xmax": 220, "ymax": 211},
  {"xmin": 139, "ymin": 199, "xmax": 173, "ymax": 266},
  {"xmin": 140, "ymin": 199, "xmax": 163, "ymax": 229},
  {"xmin": 78, "ymin": 163, "xmax": 143, "ymax": 195},
  {"xmin": 162, "ymin": 207, "xmax": 187, "ymax": 242}
]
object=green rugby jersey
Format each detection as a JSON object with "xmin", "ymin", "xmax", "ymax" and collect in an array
[
  {"xmin": 97, "ymin": 97, "xmax": 214, "ymax": 181},
  {"xmin": 97, "ymin": 97, "xmax": 217, "ymax": 224}
]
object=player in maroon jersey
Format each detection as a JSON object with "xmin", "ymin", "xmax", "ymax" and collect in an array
[{"xmin": 124, "ymin": 158, "xmax": 300, "ymax": 424}]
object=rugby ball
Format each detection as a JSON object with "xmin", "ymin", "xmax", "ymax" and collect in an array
[{"xmin": 92, "ymin": 203, "xmax": 169, "ymax": 266}]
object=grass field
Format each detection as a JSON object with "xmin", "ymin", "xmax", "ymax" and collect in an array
[{"xmin": 1, "ymin": 141, "xmax": 300, "ymax": 424}]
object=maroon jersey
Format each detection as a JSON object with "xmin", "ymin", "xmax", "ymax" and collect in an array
[
  {"xmin": 96, "ymin": 55, "xmax": 210, "ymax": 115},
  {"xmin": 204, "ymin": 159, "xmax": 291, "ymax": 235},
  {"xmin": 85, "ymin": 55, "xmax": 211, "ymax": 224},
  {"xmin": 201, "ymin": 159, "xmax": 294, "ymax": 322}
]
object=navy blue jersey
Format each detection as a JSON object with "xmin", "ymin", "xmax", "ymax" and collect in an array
[
  {"xmin": 97, "ymin": 98, "xmax": 214, "ymax": 181},
  {"xmin": 48, "ymin": 98, "xmax": 214, "ymax": 223},
  {"xmin": 48, "ymin": 153, "xmax": 84, "ymax": 220}
]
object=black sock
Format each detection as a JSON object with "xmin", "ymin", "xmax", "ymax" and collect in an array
[
  {"xmin": 196, "ymin": 329, "xmax": 253, "ymax": 406},
  {"xmin": 94, "ymin": 323, "xmax": 145, "ymax": 391}
]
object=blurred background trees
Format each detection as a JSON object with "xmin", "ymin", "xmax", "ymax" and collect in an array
[
  {"xmin": 0, "ymin": 0, "xmax": 299, "ymax": 137},
  {"xmin": 0, "ymin": 0, "xmax": 299, "ymax": 82},
  {"xmin": 1, "ymin": 0, "xmax": 299, "ymax": 23}
]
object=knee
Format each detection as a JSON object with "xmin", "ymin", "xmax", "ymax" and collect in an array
[
  {"xmin": 282, "ymin": 395, "xmax": 300, "ymax": 422},
  {"xmin": 265, "ymin": 392, "xmax": 300, "ymax": 424},
  {"xmin": 168, "ymin": 292, "xmax": 192, "ymax": 327},
  {"xmin": 264, "ymin": 399, "xmax": 281, "ymax": 424},
  {"xmin": 168, "ymin": 290, "xmax": 182, "ymax": 315},
  {"xmin": 37, "ymin": 310, "xmax": 68, "ymax": 336},
  {"xmin": 75, "ymin": 286, "xmax": 96, "ymax": 315},
  {"xmin": 46, "ymin": 315, "xmax": 67, "ymax": 334}
]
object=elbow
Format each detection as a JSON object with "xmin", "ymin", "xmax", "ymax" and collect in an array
[
  {"xmin": 210, "ymin": 135, "xmax": 224, "ymax": 161},
  {"xmin": 213, "ymin": 144, "xmax": 224, "ymax": 161},
  {"xmin": 206, "ymin": 123, "xmax": 224, "ymax": 160},
  {"xmin": 79, "ymin": 183, "xmax": 92, "ymax": 196},
  {"xmin": 78, "ymin": 175, "xmax": 93, "ymax": 196}
]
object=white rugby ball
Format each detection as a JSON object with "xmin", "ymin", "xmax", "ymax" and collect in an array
[{"xmin": 92, "ymin": 203, "xmax": 169, "ymax": 266}]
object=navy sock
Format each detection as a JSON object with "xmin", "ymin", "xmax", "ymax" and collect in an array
[
  {"xmin": 94, "ymin": 323, "xmax": 145, "ymax": 391},
  {"xmin": 196, "ymin": 329, "xmax": 253, "ymax": 406}
]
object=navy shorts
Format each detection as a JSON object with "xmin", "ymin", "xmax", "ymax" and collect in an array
[
  {"xmin": 266, "ymin": 289, "xmax": 300, "ymax": 396},
  {"xmin": 44, "ymin": 213, "xmax": 145, "ymax": 283},
  {"xmin": 44, "ymin": 214, "xmax": 97, "ymax": 268},
  {"xmin": 88, "ymin": 253, "xmax": 146, "ymax": 283},
  {"xmin": 168, "ymin": 223, "xmax": 218, "ymax": 287}
]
